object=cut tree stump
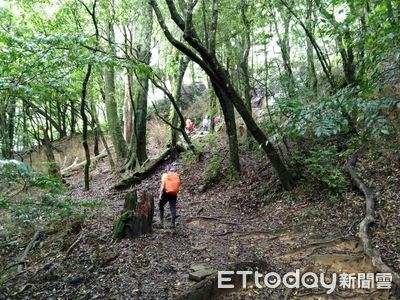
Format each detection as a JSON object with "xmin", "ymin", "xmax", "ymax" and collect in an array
[{"xmin": 112, "ymin": 191, "xmax": 154, "ymax": 239}]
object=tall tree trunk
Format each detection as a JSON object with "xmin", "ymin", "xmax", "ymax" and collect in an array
[
  {"xmin": 104, "ymin": 22, "xmax": 127, "ymax": 162},
  {"xmin": 123, "ymin": 71, "xmax": 134, "ymax": 144},
  {"xmin": 315, "ymin": 0, "xmax": 356, "ymax": 86},
  {"xmin": 201, "ymin": 0, "xmax": 217, "ymax": 133},
  {"xmin": 91, "ymin": 101, "xmax": 100, "ymax": 156},
  {"xmin": 61, "ymin": 101, "xmax": 68, "ymax": 138},
  {"xmin": 305, "ymin": 0, "xmax": 318, "ymax": 95},
  {"xmin": 210, "ymin": 0, "xmax": 240, "ymax": 173},
  {"xmin": 168, "ymin": 53, "xmax": 189, "ymax": 148},
  {"xmin": 272, "ymin": 8, "xmax": 295, "ymax": 97},
  {"xmin": 42, "ymin": 127, "xmax": 60, "ymax": 178},
  {"xmin": 280, "ymin": 0, "xmax": 336, "ymax": 90},
  {"xmin": 22, "ymin": 102, "xmax": 29, "ymax": 149},
  {"xmin": 0, "ymin": 97, "xmax": 15, "ymax": 159},
  {"xmin": 239, "ymin": 0, "xmax": 254, "ymax": 147},
  {"xmin": 150, "ymin": 0, "xmax": 293, "ymax": 189},
  {"xmin": 70, "ymin": 100, "xmax": 76, "ymax": 136},
  {"xmin": 91, "ymin": 95, "xmax": 115, "ymax": 169},
  {"xmin": 126, "ymin": 5, "xmax": 153, "ymax": 170},
  {"xmin": 212, "ymin": 81, "xmax": 241, "ymax": 173},
  {"xmin": 80, "ymin": 64, "xmax": 92, "ymax": 191}
]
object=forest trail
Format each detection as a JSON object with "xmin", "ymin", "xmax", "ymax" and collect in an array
[{"xmin": 5, "ymin": 154, "xmax": 391, "ymax": 299}]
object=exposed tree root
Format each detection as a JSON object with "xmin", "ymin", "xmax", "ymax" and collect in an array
[
  {"xmin": 63, "ymin": 233, "xmax": 83, "ymax": 260},
  {"xmin": 346, "ymin": 151, "xmax": 400, "ymax": 292},
  {"xmin": 114, "ymin": 146, "xmax": 185, "ymax": 190},
  {"xmin": 186, "ymin": 215, "xmax": 240, "ymax": 226}
]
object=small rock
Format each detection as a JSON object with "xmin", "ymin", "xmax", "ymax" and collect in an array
[
  {"xmin": 190, "ymin": 263, "xmax": 208, "ymax": 271},
  {"xmin": 189, "ymin": 268, "xmax": 216, "ymax": 282},
  {"xmin": 198, "ymin": 184, "xmax": 206, "ymax": 193}
]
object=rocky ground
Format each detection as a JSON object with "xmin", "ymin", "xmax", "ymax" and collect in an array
[{"xmin": 0, "ymin": 143, "xmax": 399, "ymax": 299}]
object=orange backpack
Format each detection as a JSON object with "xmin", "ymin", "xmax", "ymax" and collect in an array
[{"xmin": 163, "ymin": 172, "xmax": 181, "ymax": 196}]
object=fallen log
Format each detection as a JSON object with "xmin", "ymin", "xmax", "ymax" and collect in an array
[
  {"xmin": 114, "ymin": 145, "xmax": 185, "ymax": 190},
  {"xmin": 346, "ymin": 151, "xmax": 400, "ymax": 292},
  {"xmin": 112, "ymin": 191, "xmax": 154, "ymax": 239},
  {"xmin": 61, "ymin": 149, "xmax": 108, "ymax": 176},
  {"xmin": 17, "ymin": 230, "xmax": 40, "ymax": 275}
]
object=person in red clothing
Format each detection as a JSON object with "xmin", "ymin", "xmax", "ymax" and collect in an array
[
  {"xmin": 158, "ymin": 164, "xmax": 181, "ymax": 228},
  {"xmin": 186, "ymin": 118, "xmax": 195, "ymax": 134}
]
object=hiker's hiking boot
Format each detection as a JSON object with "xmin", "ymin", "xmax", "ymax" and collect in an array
[{"xmin": 170, "ymin": 218, "xmax": 176, "ymax": 229}]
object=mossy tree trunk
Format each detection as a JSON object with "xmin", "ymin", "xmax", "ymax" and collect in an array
[
  {"xmin": 42, "ymin": 127, "xmax": 61, "ymax": 179},
  {"xmin": 104, "ymin": 22, "xmax": 127, "ymax": 162},
  {"xmin": 0, "ymin": 97, "xmax": 16, "ymax": 159}
]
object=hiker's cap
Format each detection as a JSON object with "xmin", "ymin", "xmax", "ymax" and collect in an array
[{"xmin": 166, "ymin": 164, "xmax": 175, "ymax": 172}]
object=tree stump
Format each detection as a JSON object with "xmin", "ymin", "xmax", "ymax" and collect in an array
[{"xmin": 112, "ymin": 191, "xmax": 154, "ymax": 239}]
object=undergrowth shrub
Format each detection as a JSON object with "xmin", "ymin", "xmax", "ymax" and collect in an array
[
  {"xmin": 256, "ymin": 185, "xmax": 275, "ymax": 206},
  {"xmin": 297, "ymin": 146, "xmax": 348, "ymax": 202},
  {"xmin": 181, "ymin": 150, "xmax": 198, "ymax": 166},
  {"xmin": 203, "ymin": 156, "xmax": 223, "ymax": 186},
  {"xmin": 202, "ymin": 155, "xmax": 240, "ymax": 188},
  {"xmin": 0, "ymin": 160, "xmax": 65, "ymax": 195}
]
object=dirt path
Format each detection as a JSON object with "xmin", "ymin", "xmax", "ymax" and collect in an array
[{"xmin": 6, "ymin": 157, "xmax": 395, "ymax": 299}]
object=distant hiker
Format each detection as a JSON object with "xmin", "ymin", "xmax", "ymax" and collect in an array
[
  {"xmin": 213, "ymin": 116, "xmax": 221, "ymax": 130},
  {"xmin": 202, "ymin": 115, "xmax": 210, "ymax": 132},
  {"xmin": 186, "ymin": 118, "xmax": 195, "ymax": 134},
  {"xmin": 158, "ymin": 164, "xmax": 181, "ymax": 228}
]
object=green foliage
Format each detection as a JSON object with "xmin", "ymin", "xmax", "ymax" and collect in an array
[
  {"xmin": 0, "ymin": 160, "xmax": 65, "ymax": 195},
  {"xmin": 188, "ymin": 133, "xmax": 219, "ymax": 155},
  {"xmin": 256, "ymin": 185, "xmax": 275, "ymax": 206},
  {"xmin": 297, "ymin": 146, "xmax": 348, "ymax": 202},
  {"xmin": 224, "ymin": 164, "xmax": 240, "ymax": 186},
  {"xmin": 275, "ymin": 86, "xmax": 397, "ymax": 143},
  {"xmin": 1, "ymin": 194, "xmax": 64, "ymax": 225},
  {"xmin": 0, "ymin": 160, "xmax": 32, "ymax": 179},
  {"xmin": 203, "ymin": 133, "xmax": 219, "ymax": 150},
  {"xmin": 203, "ymin": 156, "xmax": 224, "ymax": 187},
  {"xmin": 0, "ymin": 192, "xmax": 103, "ymax": 232},
  {"xmin": 181, "ymin": 150, "xmax": 198, "ymax": 166},
  {"xmin": 32, "ymin": 173, "xmax": 65, "ymax": 194},
  {"xmin": 202, "ymin": 154, "xmax": 240, "ymax": 187}
]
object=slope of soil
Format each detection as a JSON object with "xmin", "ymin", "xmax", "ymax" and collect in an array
[{"xmin": 0, "ymin": 144, "xmax": 399, "ymax": 299}]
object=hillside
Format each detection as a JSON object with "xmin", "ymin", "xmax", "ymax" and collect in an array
[{"xmin": 1, "ymin": 135, "xmax": 399, "ymax": 299}]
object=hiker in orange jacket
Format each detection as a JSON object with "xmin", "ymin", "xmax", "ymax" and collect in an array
[{"xmin": 158, "ymin": 164, "xmax": 181, "ymax": 228}]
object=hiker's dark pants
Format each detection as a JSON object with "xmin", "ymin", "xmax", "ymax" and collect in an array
[{"xmin": 159, "ymin": 191, "xmax": 177, "ymax": 225}]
